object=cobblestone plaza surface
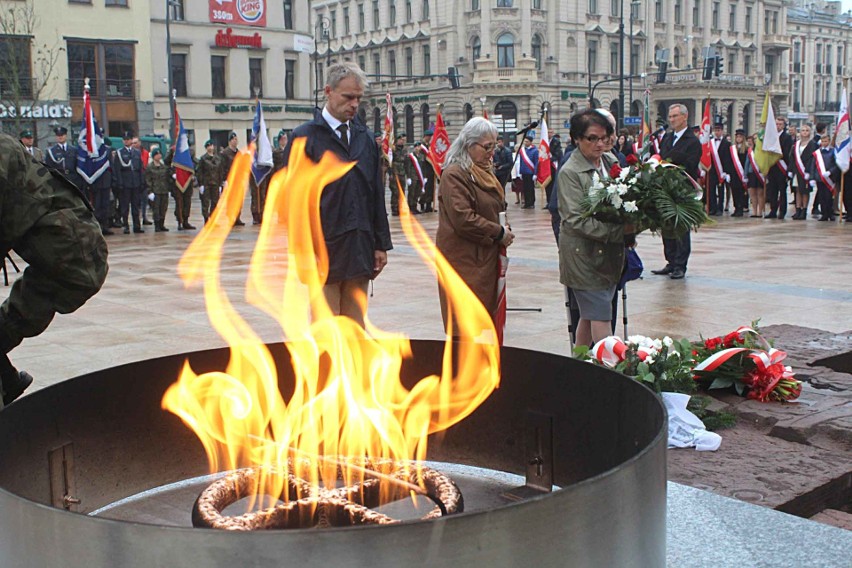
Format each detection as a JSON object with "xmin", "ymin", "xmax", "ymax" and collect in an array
[{"xmin": 3, "ymin": 197, "xmax": 851, "ymax": 564}]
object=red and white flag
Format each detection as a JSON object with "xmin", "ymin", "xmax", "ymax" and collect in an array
[
  {"xmin": 699, "ymin": 99, "xmax": 712, "ymax": 172},
  {"xmin": 536, "ymin": 114, "xmax": 552, "ymax": 187},
  {"xmin": 380, "ymin": 93, "xmax": 393, "ymax": 164},
  {"xmin": 428, "ymin": 108, "xmax": 450, "ymax": 178}
]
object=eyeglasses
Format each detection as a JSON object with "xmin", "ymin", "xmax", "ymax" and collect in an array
[
  {"xmin": 581, "ymin": 135, "xmax": 611, "ymax": 144},
  {"xmin": 473, "ymin": 142, "xmax": 496, "ymax": 152}
]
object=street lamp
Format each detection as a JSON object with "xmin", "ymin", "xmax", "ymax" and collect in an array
[
  {"xmin": 313, "ymin": 16, "xmax": 331, "ymax": 108},
  {"xmin": 618, "ymin": 0, "xmax": 625, "ymax": 129},
  {"xmin": 628, "ymin": 1, "xmax": 641, "ymax": 116}
]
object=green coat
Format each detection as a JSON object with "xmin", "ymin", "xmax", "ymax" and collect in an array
[
  {"xmin": 557, "ymin": 150, "xmax": 625, "ymax": 291},
  {"xmin": 144, "ymin": 160, "xmax": 171, "ymax": 195},
  {"xmin": 0, "ymin": 134, "xmax": 108, "ymax": 353}
]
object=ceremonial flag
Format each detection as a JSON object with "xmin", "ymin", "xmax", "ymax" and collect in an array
[
  {"xmin": 172, "ymin": 99, "xmax": 195, "ymax": 192},
  {"xmin": 835, "ymin": 87, "xmax": 851, "ymax": 173},
  {"xmin": 381, "ymin": 93, "xmax": 393, "ymax": 164},
  {"xmin": 250, "ymin": 99, "xmax": 273, "ymax": 184},
  {"xmin": 495, "ymin": 211, "xmax": 508, "ymax": 346},
  {"xmin": 754, "ymin": 92, "xmax": 782, "ymax": 174},
  {"xmin": 428, "ymin": 107, "xmax": 450, "ymax": 177},
  {"xmin": 536, "ymin": 113, "xmax": 552, "ymax": 186},
  {"xmin": 699, "ymin": 99, "xmax": 712, "ymax": 172},
  {"xmin": 635, "ymin": 89, "xmax": 652, "ymax": 154},
  {"xmin": 75, "ymin": 82, "xmax": 110, "ymax": 184},
  {"xmin": 483, "ymin": 106, "xmax": 489, "ymax": 120}
]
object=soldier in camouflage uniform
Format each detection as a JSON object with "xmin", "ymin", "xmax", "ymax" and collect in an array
[
  {"xmin": 144, "ymin": 148, "xmax": 171, "ymax": 232},
  {"xmin": 0, "ymin": 133, "xmax": 108, "ymax": 409},
  {"xmin": 390, "ymin": 134, "xmax": 409, "ymax": 216},
  {"xmin": 195, "ymin": 140, "xmax": 223, "ymax": 224},
  {"xmin": 219, "ymin": 132, "xmax": 245, "ymax": 226},
  {"xmin": 164, "ymin": 145, "xmax": 197, "ymax": 231}
]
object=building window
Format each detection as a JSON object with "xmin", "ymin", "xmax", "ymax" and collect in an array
[
  {"xmin": 711, "ymin": 1, "xmax": 719, "ymax": 29},
  {"xmin": 728, "ymin": 4, "xmax": 735, "ymax": 32},
  {"xmin": 793, "ymin": 79, "xmax": 800, "ymax": 108},
  {"xmin": 838, "ymin": 46, "xmax": 843, "ymax": 74},
  {"xmin": 0, "ymin": 36, "xmax": 33, "ymax": 98},
  {"xmin": 463, "ymin": 103, "xmax": 473, "ymax": 122},
  {"xmin": 610, "ymin": 0, "xmax": 619, "ymax": 17},
  {"xmin": 283, "ymin": 0, "xmax": 294, "ymax": 29},
  {"xmin": 421, "ymin": 103, "xmax": 430, "ymax": 131},
  {"xmin": 497, "ymin": 33, "xmax": 514, "ymax": 68},
  {"xmin": 372, "ymin": 0, "xmax": 380, "ymax": 30},
  {"xmin": 588, "ymin": 39, "xmax": 598, "ymax": 74},
  {"xmin": 285, "ymin": 59, "xmax": 295, "ymax": 98},
  {"xmin": 588, "ymin": 0, "xmax": 597, "ymax": 14},
  {"xmin": 330, "ymin": 10, "xmax": 337, "ymax": 38},
  {"xmin": 171, "ymin": 53, "xmax": 187, "ymax": 97},
  {"xmin": 405, "ymin": 104, "xmax": 414, "ymax": 139},
  {"xmin": 405, "ymin": 47, "xmax": 413, "ymax": 75},
  {"xmin": 673, "ymin": 46, "xmax": 681, "ymax": 68},
  {"xmin": 692, "ymin": 0, "xmax": 700, "ymax": 25},
  {"xmin": 691, "ymin": 47, "xmax": 699, "ymax": 69},
  {"xmin": 169, "ymin": 0, "xmax": 184, "ymax": 20},
  {"xmin": 610, "ymin": 42, "xmax": 618, "ymax": 74},
  {"xmin": 743, "ymin": 54, "xmax": 751, "ymax": 75},
  {"xmin": 793, "ymin": 41, "xmax": 800, "ymax": 64},
  {"xmin": 389, "ymin": 50, "xmax": 397, "ymax": 78},
  {"xmin": 654, "ymin": 0, "xmax": 661, "ymax": 21},
  {"xmin": 423, "ymin": 43, "xmax": 430, "ymax": 74},
  {"xmin": 422, "ymin": 0, "xmax": 429, "ymax": 19},
  {"xmin": 472, "ymin": 36, "xmax": 480, "ymax": 63},
  {"xmin": 389, "ymin": 0, "xmax": 396, "ymax": 25},
  {"xmin": 406, "ymin": 0, "xmax": 412, "ymax": 21},
  {"xmin": 344, "ymin": 6, "xmax": 350, "ymax": 34},
  {"xmin": 631, "ymin": 43, "xmax": 639, "ymax": 75},
  {"xmin": 103, "ymin": 44, "xmax": 134, "ymax": 97},
  {"xmin": 210, "ymin": 55, "xmax": 225, "ymax": 98},
  {"xmin": 358, "ymin": 3, "xmax": 365, "ymax": 31},
  {"xmin": 744, "ymin": 6, "xmax": 752, "ymax": 32},
  {"xmin": 728, "ymin": 51, "xmax": 736, "ymax": 73},
  {"xmin": 358, "ymin": 54, "xmax": 366, "ymax": 70},
  {"xmin": 105, "ymin": 0, "xmax": 128, "ymax": 6},
  {"xmin": 373, "ymin": 52, "xmax": 381, "ymax": 76},
  {"xmin": 531, "ymin": 35, "xmax": 542, "ymax": 69},
  {"xmin": 497, "ymin": 0, "xmax": 513, "ymax": 7},
  {"xmin": 249, "ymin": 57, "xmax": 263, "ymax": 97},
  {"xmin": 532, "ymin": 0, "xmax": 541, "ymax": 8},
  {"xmin": 674, "ymin": 0, "xmax": 681, "ymax": 23},
  {"xmin": 472, "ymin": 0, "xmax": 480, "ymax": 11},
  {"xmin": 815, "ymin": 80, "xmax": 821, "ymax": 105}
]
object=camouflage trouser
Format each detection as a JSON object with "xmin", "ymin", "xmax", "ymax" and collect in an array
[
  {"xmin": 172, "ymin": 186, "xmax": 193, "ymax": 223},
  {"xmin": 391, "ymin": 175, "xmax": 404, "ymax": 215},
  {"xmin": 152, "ymin": 193, "xmax": 169, "ymax": 224},
  {"xmin": 199, "ymin": 184, "xmax": 220, "ymax": 221},
  {"xmin": 407, "ymin": 182, "xmax": 422, "ymax": 213},
  {"xmin": 250, "ymin": 177, "xmax": 267, "ymax": 223}
]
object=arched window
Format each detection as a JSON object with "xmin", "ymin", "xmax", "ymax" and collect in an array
[
  {"xmin": 494, "ymin": 100, "xmax": 517, "ymax": 143},
  {"xmin": 374, "ymin": 107, "xmax": 382, "ymax": 133},
  {"xmin": 472, "ymin": 36, "xmax": 481, "ymax": 64},
  {"xmin": 463, "ymin": 103, "xmax": 474, "ymax": 122},
  {"xmin": 421, "ymin": 103, "xmax": 430, "ymax": 133},
  {"xmin": 609, "ymin": 99, "xmax": 620, "ymax": 128},
  {"xmin": 531, "ymin": 35, "xmax": 542, "ymax": 70},
  {"xmin": 405, "ymin": 104, "xmax": 415, "ymax": 140},
  {"xmin": 497, "ymin": 33, "xmax": 515, "ymax": 68},
  {"xmin": 741, "ymin": 104, "xmax": 751, "ymax": 134},
  {"xmin": 691, "ymin": 48, "xmax": 700, "ymax": 69}
]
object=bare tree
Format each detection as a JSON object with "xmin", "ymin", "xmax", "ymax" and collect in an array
[{"xmin": 0, "ymin": 0, "xmax": 65, "ymax": 137}]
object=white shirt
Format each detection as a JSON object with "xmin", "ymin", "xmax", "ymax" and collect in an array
[
  {"xmin": 672, "ymin": 127, "xmax": 688, "ymax": 146},
  {"xmin": 322, "ymin": 106, "xmax": 350, "ymax": 144}
]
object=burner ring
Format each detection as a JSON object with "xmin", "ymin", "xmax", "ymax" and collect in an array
[{"xmin": 191, "ymin": 458, "xmax": 464, "ymax": 530}]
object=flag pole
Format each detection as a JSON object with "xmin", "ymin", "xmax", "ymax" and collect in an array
[{"xmin": 842, "ymin": 77, "xmax": 849, "ymax": 221}]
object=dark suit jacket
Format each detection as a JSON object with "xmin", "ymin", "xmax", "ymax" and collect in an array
[
  {"xmin": 708, "ymin": 137, "xmax": 734, "ymax": 186},
  {"xmin": 660, "ymin": 128, "xmax": 702, "ymax": 180},
  {"xmin": 282, "ymin": 110, "xmax": 392, "ymax": 284}
]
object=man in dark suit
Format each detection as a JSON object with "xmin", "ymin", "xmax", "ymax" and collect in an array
[
  {"xmin": 707, "ymin": 122, "xmax": 733, "ymax": 215},
  {"xmin": 765, "ymin": 117, "xmax": 795, "ymax": 219},
  {"xmin": 281, "ymin": 62, "xmax": 393, "ymax": 326},
  {"xmin": 651, "ymin": 103, "xmax": 701, "ymax": 280}
]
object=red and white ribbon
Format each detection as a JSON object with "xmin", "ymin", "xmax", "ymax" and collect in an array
[
  {"xmin": 747, "ymin": 148, "xmax": 765, "ymax": 185},
  {"xmin": 730, "ymin": 146, "xmax": 746, "ymax": 185},
  {"xmin": 408, "ymin": 153, "xmax": 425, "ymax": 188},
  {"xmin": 710, "ymin": 138, "xmax": 725, "ymax": 180},
  {"xmin": 813, "ymin": 149, "xmax": 837, "ymax": 193},
  {"xmin": 794, "ymin": 141, "xmax": 808, "ymax": 179},
  {"xmin": 519, "ymin": 146, "xmax": 535, "ymax": 171}
]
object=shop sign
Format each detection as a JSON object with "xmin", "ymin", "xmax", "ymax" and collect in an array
[
  {"xmin": 0, "ymin": 102, "xmax": 73, "ymax": 119},
  {"xmin": 214, "ymin": 103, "xmax": 285, "ymax": 114},
  {"xmin": 215, "ymin": 28, "xmax": 263, "ymax": 49},
  {"xmin": 209, "ymin": 0, "xmax": 266, "ymax": 28}
]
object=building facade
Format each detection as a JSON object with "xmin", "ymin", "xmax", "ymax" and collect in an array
[
  {"xmin": 313, "ymin": 0, "xmax": 812, "ymax": 141},
  {"xmin": 150, "ymin": 0, "xmax": 316, "ymax": 150},
  {"xmin": 0, "ymin": 0, "xmax": 154, "ymax": 148}
]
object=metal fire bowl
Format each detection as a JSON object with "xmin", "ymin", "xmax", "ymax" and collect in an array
[{"xmin": 0, "ymin": 341, "xmax": 667, "ymax": 568}]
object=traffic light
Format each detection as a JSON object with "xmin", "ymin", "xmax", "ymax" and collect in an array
[
  {"xmin": 714, "ymin": 56, "xmax": 724, "ymax": 77},
  {"xmin": 656, "ymin": 61, "xmax": 668, "ymax": 84},
  {"xmin": 702, "ymin": 56, "xmax": 714, "ymax": 81},
  {"xmin": 447, "ymin": 66, "xmax": 460, "ymax": 89}
]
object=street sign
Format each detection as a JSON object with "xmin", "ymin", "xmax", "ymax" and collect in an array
[
  {"xmin": 563, "ymin": 120, "xmax": 571, "ymax": 129},
  {"xmin": 623, "ymin": 116, "xmax": 642, "ymax": 126}
]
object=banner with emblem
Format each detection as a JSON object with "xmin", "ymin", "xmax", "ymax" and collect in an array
[
  {"xmin": 172, "ymin": 98, "xmax": 195, "ymax": 192},
  {"xmin": 699, "ymin": 99, "xmax": 712, "ymax": 172},
  {"xmin": 381, "ymin": 93, "xmax": 393, "ymax": 165},
  {"xmin": 75, "ymin": 81, "xmax": 110, "ymax": 185},
  {"xmin": 428, "ymin": 107, "xmax": 450, "ymax": 178},
  {"xmin": 536, "ymin": 113, "xmax": 551, "ymax": 187},
  {"xmin": 209, "ymin": 0, "xmax": 267, "ymax": 27},
  {"xmin": 250, "ymin": 98, "xmax": 273, "ymax": 184}
]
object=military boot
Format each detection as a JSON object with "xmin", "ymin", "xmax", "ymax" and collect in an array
[{"xmin": 1, "ymin": 355, "xmax": 33, "ymax": 406}]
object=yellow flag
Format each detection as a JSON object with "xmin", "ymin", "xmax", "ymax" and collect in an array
[{"xmin": 754, "ymin": 92, "xmax": 782, "ymax": 175}]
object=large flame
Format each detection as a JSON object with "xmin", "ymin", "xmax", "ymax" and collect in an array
[{"xmin": 162, "ymin": 139, "xmax": 500, "ymax": 507}]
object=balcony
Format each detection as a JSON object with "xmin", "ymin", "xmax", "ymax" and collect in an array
[
  {"xmin": 67, "ymin": 78, "xmax": 140, "ymax": 100},
  {"xmin": 0, "ymin": 77, "xmax": 39, "ymax": 99},
  {"xmin": 814, "ymin": 101, "xmax": 840, "ymax": 112},
  {"xmin": 763, "ymin": 34, "xmax": 791, "ymax": 51},
  {"xmin": 472, "ymin": 56, "xmax": 538, "ymax": 85}
]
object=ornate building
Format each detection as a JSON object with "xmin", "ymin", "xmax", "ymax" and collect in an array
[{"xmin": 312, "ymin": 0, "xmax": 796, "ymax": 142}]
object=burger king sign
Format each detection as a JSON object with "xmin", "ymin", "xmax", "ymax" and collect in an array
[{"xmin": 209, "ymin": 0, "xmax": 267, "ymax": 28}]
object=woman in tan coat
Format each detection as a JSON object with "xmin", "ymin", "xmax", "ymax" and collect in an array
[{"xmin": 436, "ymin": 117, "xmax": 515, "ymax": 333}]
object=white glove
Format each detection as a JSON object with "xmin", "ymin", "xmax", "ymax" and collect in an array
[
  {"xmin": 744, "ymin": 176, "xmax": 748, "ymax": 184},
  {"xmin": 199, "ymin": 185, "xmax": 205, "ymax": 195},
  {"xmin": 699, "ymin": 170, "xmax": 706, "ymax": 178},
  {"xmin": 788, "ymin": 172, "xmax": 794, "ymax": 179},
  {"xmin": 809, "ymin": 180, "xmax": 817, "ymax": 188},
  {"xmin": 172, "ymin": 173, "xmax": 177, "ymax": 180},
  {"xmin": 804, "ymin": 173, "xmax": 810, "ymax": 180},
  {"xmin": 222, "ymin": 180, "xmax": 228, "ymax": 190},
  {"xmin": 406, "ymin": 178, "xmax": 412, "ymax": 187},
  {"xmin": 724, "ymin": 174, "xmax": 730, "ymax": 183},
  {"xmin": 147, "ymin": 192, "xmax": 155, "ymax": 202}
]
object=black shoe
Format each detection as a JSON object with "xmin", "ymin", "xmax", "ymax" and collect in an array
[
  {"xmin": 651, "ymin": 266, "xmax": 673, "ymax": 275},
  {"xmin": 732, "ymin": 210, "xmax": 743, "ymax": 217},
  {"xmin": 669, "ymin": 268, "xmax": 686, "ymax": 280},
  {"xmin": 749, "ymin": 214, "xmax": 762, "ymax": 218},
  {"xmin": 765, "ymin": 212, "xmax": 777, "ymax": 219},
  {"xmin": 819, "ymin": 216, "xmax": 832, "ymax": 221},
  {"xmin": 391, "ymin": 211, "xmax": 400, "ymax": 217},
  {"xmin": 234, "ymin": 219, "xmax": 246, "ymax": 226},
  {"xmin": 123, "ymin": 226, "xmax": 130, "ymax": 234},
  {"xmin": 2, "ymin": 370, "xmax": 33, "ymax": 406},
  {"xmin": 102, "ymin": 229, "xmax": 114, "ymax": 236},
  {"xmin": 183, "ymin": 223, "xmax": 197, "ymax": 230},
  {"xmin": 133, "ymin": 227, "xmax": 144, "ymax": 234},
  {"xmin": 143, "ymin": 219, "xmax": 153, "ymax": 226},
  {"xmin": 177, "ymin": 223, "xmax": 184, "ymax": 231},
  {"xmin": 522, "ymin": 205, "xmax": 535, "ymax": 209}
]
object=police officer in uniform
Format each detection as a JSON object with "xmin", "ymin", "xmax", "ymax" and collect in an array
[
  {"xmin": 164, "ymin": 145, "xmax": 197, "ymax": 231},
  {"xmin": 44, "ymin": 127, "xmax": 80, "ymax": 189},
  {"xmin": 0, "ymin": 133, "xmax": 108, "ymax": 408},
  {"xmin": 19, "ymin": 130, "xmax": 43, "ymax": 161},
  {"xmin": 195, "ymin": 140, "xmax": 223, "ymax": 224},
  {"xmin": 114, "ymin": 131, "xmax": 146, "ymax": 233},
  {"xmin": 390, "ymin": 134, "xmax": 409, "ymax": 216},
  {"xmin": 144, "ymin": 147, "xmax": 171, "ymax": 232},
  {"xmin": 219, "ymin": 132, "xmax": 245, "ymax": 226}
]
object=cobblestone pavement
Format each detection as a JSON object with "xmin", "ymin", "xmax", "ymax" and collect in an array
[{"xmin": 4, "ymin": 195, "xmax": 851, "ymax": 527}]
